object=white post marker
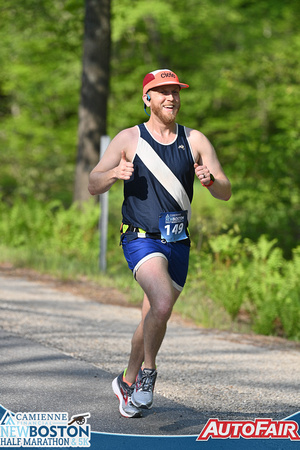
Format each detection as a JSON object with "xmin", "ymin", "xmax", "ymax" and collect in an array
[{"xmin": 99, "ymin": 135, "xmax": 111, "ymax": 272}]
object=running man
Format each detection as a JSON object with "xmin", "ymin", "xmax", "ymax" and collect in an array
[{"xmin": 88, "ymin": 69, "xmax": 231, "ymax": 418}]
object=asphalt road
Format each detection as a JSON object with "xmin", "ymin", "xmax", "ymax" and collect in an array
[{"xmin": 0, "ymin": 268, "xmax": 299, "ymax": 437}]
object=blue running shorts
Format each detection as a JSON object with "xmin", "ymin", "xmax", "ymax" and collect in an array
[{"xmin": 121, "ymin": 235, "xmax": 190, "ymax": 292}]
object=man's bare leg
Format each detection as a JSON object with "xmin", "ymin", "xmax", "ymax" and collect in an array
[
  {"xmin": 135, "ymin": 256, "xmax": 180, "ymax": 370},
  {"xmin": 125, "ymin": 256, "xmax": 180, "ymax": 382},
  {"xmin": 124, "ymin": 293, "xmax": 150, "ymax": 384}
]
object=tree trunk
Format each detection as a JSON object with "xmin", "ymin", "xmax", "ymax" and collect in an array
[{"xmin": 74, "ymin": 0, "xmax": 111, "ymax": 202}]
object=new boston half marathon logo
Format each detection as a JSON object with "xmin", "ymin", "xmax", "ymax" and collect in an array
[{"xmin": 0, "ymin": 410, "xmax": 91, "ymax": 447}]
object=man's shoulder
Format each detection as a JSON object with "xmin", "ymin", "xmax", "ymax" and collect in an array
[
  {"xmin": 112, "ymin": 125, "xmax": 140, "ymax": 147},
  {"xmin": 183, "ymin": 127, "xmax": 213, "ymax": 161},
  {"xmin": 111, "ymin": 125, "xmax": 140, "ymax": 159},
  {"xmin": 183, "ymin": 126, "xmax": 206, "ymax": 142},
  {"xmin": 116, "ymin": 125, "xmax": 139, "ymax": 140}
]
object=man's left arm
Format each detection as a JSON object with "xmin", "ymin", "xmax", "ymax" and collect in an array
[{"xmin": 190, "ymin": 129, "xmax": 231, "ymax": 201}]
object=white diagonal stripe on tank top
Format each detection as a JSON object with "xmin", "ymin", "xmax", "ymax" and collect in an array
[{"xmin": 135, "ymin": 138, "xmax": 192, "ymax": 222}]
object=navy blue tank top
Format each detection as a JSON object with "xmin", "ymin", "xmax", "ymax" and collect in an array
[{"xmin": 122, "ymin": 123, "xmax": 195, "ymax": 234}]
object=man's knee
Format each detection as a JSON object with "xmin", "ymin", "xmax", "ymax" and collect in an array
[{"xmin": 151, "ymin": 297, "xmax": 174, "ymax": 323}]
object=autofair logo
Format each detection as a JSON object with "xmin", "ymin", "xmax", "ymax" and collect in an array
[
  {"xmin": 0, "ymin": 411, "xmax": 91, "ymax": 447},
  {"xmin": 197, "ymin": 418, "xmax": 300, "ymax": 441}
]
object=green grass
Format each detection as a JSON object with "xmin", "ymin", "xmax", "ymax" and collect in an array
[{"xmin": 1, "ymin": 189, "xmax": 299, "ymax": 340}]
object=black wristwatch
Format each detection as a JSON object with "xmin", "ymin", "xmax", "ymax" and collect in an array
[{"xmin": 202, "ymin": 173, "xmax": 215, "ymax": 188}]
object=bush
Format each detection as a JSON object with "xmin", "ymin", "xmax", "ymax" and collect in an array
[
  {"xmin": 1, "ymin": 198, "xmax": 299, "ymax": 340},
  {"xmin": 0, "ymin": 197, "xmax": 99, "ymax": 272},
  {"xmin": 195, "ymin": 232, "xmax": 300, "ymax": 339}
]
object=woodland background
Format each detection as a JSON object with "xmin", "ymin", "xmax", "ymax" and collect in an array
[{"xmin": 0, "ymin": 0, "xmax": 299, "ymax": 339}]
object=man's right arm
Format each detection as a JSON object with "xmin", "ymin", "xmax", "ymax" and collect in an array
[{"xmin": 88, "ymin": 129, "xmax": 136, "ymax": 196}]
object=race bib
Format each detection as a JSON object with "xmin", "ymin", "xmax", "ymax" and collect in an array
[{"xmin": 159, "ymin": 211, "xmax": 188, "ymax": 242}]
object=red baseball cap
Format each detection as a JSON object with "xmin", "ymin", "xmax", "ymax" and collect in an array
[{"xmin": 143, "ymin": 69, "xmax": 189, "ymax": 95}]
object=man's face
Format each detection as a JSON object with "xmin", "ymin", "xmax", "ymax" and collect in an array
[{"xmin": 148, "ymin": 85, "xmax": 181, "ymax": 123}]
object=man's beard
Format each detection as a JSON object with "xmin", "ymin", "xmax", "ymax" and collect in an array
[{"xmin": 151, "ymin": 102, "xmax": 180, "ymax": 124}]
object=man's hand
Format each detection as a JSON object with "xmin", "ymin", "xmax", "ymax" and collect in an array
[
  {"xmin": 114, "ymin": 151, "xmax": 134, "ymax": 180},
  {"xmin": 194, "ymin": 163, "xmax": 211, "ymax": 186}
]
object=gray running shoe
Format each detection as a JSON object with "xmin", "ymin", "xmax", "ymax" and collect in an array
[
  {"xmin": 132, "ymin": 368, "xmax": 157, "ymax": 409},
  {"xmin": 112, "ymin": 373, "xmax": 142, "ymax": 418}
]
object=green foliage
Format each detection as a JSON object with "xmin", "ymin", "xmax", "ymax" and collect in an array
[
  {"xmin": 0, "ymin": 0, "xmax": 84, "ymax": 204},
  {"xmin": 186, "ymin": 232, "xmax": 300, "ymax": 340},
  {"xmin": 1, "ymin": 0, "xmax": 300, "ymax": 254},
  {"xmin": 109, "ymin": 0, "xmax": 300, "ymax": 253},
  {"xmin": 0, "ymin": 197, "xmax": 99, "ymax": 265},
  {"xmin": 1, "ymin": 197, "xmax": 299, "ymax": 340},
  {"xmin": 203, "ymin": 233, "xmax": 247, "ymax": 319},
  {"xmin": 0, "ymin": 0, "xmax": 300, "ymax": 253},
  {"xmin": 0, "ymin": 0, "xmax": 300, "ymax": 339}
]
